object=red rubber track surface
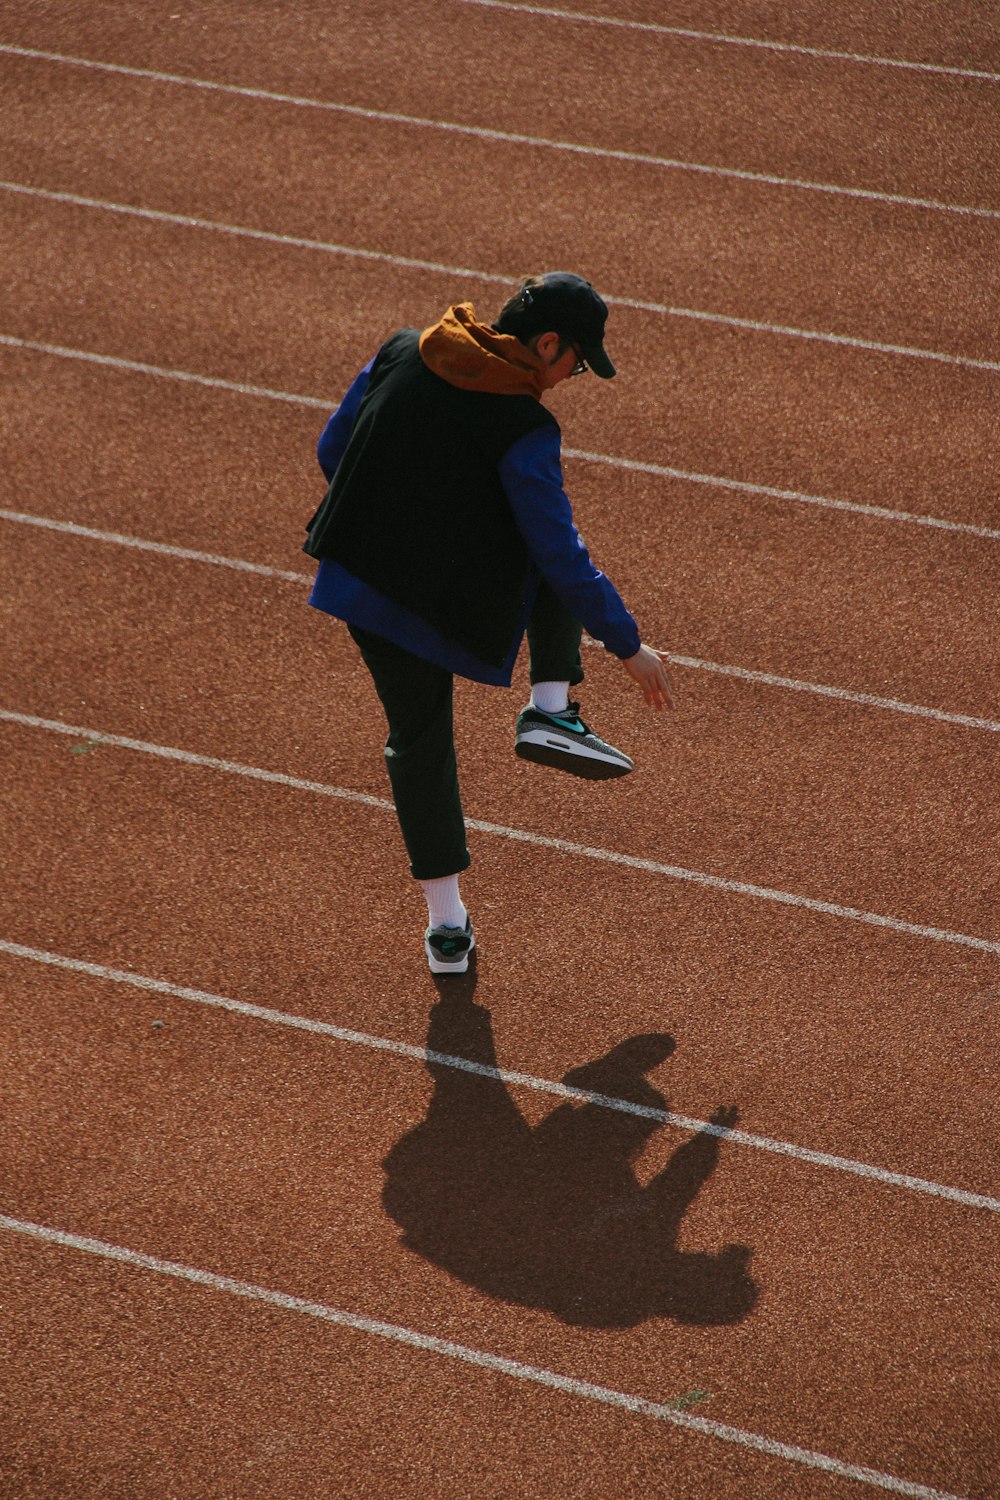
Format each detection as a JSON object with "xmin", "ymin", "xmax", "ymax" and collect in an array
[{"xmin": 1, "ymin": 4, "xmax": 998, "ymax": 1498}]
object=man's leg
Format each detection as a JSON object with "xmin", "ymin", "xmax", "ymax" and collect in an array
[
  {"xmin": 525, "ymin": 579, "xmax": 584, "ymax": 698},
  {"xmin": 516, "ymin": 582, "xmax": 634, "ymax": 780},
  {"xmin": 349, "ymin": 626, "xmax": 474, "ymax": 971}
]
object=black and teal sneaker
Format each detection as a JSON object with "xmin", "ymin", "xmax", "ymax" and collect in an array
[
  {"xmin": 514, "ymin": 702, "xmax": 634, "ymax": 780},
  {"xmin": 425, "ymin": 918, "xmax": 476, "ymax": 975}
]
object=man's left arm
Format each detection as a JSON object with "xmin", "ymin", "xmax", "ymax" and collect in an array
[
  {"xmin": 500, "ymin": 427, "xmax": 674, "ymax": 709},
  {"xmin": 499, "ymin": 428, "xmax": 638, "ymax": 651}
]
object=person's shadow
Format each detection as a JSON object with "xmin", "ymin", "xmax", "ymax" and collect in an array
[{"xmin": 382, "ymin": 965, "xmax": 758, "ymax": 1328}]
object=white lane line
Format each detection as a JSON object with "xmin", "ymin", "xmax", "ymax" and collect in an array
[
  {"xmin": 607, "ymin": 299, "xmax": 1000, "ymax": 375},
  {"xmin": 0, "ymin": 1215, "xmax": 971, "ymax": 1500},
  {"xmin": 564, "ymin": 449, "xmax": 1000, "ymax": 543},
  {"xmin": 5, "ymin": 181, "xmax": 1000, "ymax": 375},
  {"xmin": 3, "ymin": 332, "xmax": 998, "ymax": 546},
  {"xmin": 0, "ymin": 509, "xmax": 315, "ymax": 585},
  {"xmin": 5, "ymin": 507, "xmax": 999, "ymax": 734},
  {"xmin": 457, "ymin": 0, "xmax": 1000, "ymax": 85},
  {"xmin": 656, "ymin": 654, "xmax": 1000, "ymax": 735},
  {"xmin": 3, "ymin": 707, "xmax": 998, "ymax": 955},
  {"xmin": 0, "ymin": 46, "xmax": 996, "ymax": 222},
  {"xmin": 2, "ymin": 937, "xmax": 997, "ymax": 1214},
  {"xmin": 0, "ymin": 331, "xmax": 329, "ymax": 409}
]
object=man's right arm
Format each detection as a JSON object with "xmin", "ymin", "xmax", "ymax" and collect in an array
[{"xmin": 317, "ymin": 358, "xmax": 375, "ymax": 481}]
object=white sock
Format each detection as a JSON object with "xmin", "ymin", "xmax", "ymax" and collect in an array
[
  {"xmin": 530, "ymin": 680, "xmax": 571, "ymax": 713},
  {"xmin": 420, "ymin": 874, "xmax": 468, "ymax": 930}
]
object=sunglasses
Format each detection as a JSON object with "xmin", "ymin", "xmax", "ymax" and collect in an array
[{"xmin": 569, "ymin": 344, "xmax": 589, "ymax": 377}]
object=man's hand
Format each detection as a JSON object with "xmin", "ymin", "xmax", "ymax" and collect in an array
[{"xmin": 622, "ymin": 645, "xmax": 675, "ymax": 709}]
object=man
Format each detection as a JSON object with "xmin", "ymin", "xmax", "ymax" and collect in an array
[{"xmin": 305, "ymin": 271, "xmax": 673, "ymax": 975}]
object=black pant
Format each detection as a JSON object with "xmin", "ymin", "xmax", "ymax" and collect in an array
[{"xmin": 350, "ymin": 582, "xmax": 583, "ymax": 879}]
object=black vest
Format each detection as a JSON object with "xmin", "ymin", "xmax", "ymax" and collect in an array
[{"xmin": 305, "ymin": 330, "xmax": 558, "ymax": 666}]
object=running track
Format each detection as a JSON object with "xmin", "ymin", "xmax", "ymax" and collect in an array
[{"xmin": 1, "ymin": 2, "xmax": 997, "ymax": 1496}]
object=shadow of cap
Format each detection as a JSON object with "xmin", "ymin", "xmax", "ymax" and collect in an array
[{"xmin": 561, "ymin": 1033, "xmax": 676, "ymax": 1106}]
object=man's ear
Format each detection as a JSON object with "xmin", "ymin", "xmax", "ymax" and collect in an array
[{"xmin": 533, "ymin": 330, "xmax": 561, "ymax": 363}]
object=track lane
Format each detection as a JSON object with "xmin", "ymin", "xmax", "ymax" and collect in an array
[
  {"xmin": 5, "ymin": 936, "xmax": 998, "ymax": 1214},
  {"xmin": 0, "ymin": 1237, "xmax": 925, "ymax": 1500},
  {"xmin": 1, "ymin": 344, "xmax": 997, "ymax": 722},
  {"xmin": 3, "ymin": 191, "xmax": 998, "ymax": 540},
  {"xmin": 3, "ymin": 1243, "xmax": 804, "ymax": 1500},
  {"xmin": 2, "ymin": 0, "xmax": 999, "ymax": 209},
  {"xmin": 2, "ymin": 523, "xmax": 997, "ymax": 937},
  {"xmin": 451, "ymin": 0, "xmax": 1000, "ymax": 75}
]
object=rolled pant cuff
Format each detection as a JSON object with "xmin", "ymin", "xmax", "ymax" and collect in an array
[{"xmin": 410, "ymin": 850, "xmax": 472, "ymax": 881}]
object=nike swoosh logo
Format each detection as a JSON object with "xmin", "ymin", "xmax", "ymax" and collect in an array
[{"xmin": 548, "ymin": 715, "xmax": 587, "ymax": 735}]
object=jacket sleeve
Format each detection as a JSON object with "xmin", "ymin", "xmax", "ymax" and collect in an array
[
  {"xmin": 498, "ymin": 426, "xmax": 642, "ymax": 659},
  {"xmin": 317, "ymin": 358, "xmax": 375, "ymax": 481}
]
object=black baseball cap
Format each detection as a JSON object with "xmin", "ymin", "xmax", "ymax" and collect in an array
[{"xmin": 504, "ymin": 272, "xmax": 616, "ymax": 378}]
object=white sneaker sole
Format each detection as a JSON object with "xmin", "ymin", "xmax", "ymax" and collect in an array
[
  {"xmin": 425, "ymin": 929, "xmax": 476, "ymax": 974},
  {"xmin": 515, "ymin": 728, "xmax": 634, "ymax": 780}
]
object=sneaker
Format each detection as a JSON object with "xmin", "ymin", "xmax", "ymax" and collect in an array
[
  {"xmin": 514, "ymin": 702, "xmax": 634, "ymax": 780},
  {"xmin": 425, "ymin": 917, "xmax": 476, "ymax": 974}
]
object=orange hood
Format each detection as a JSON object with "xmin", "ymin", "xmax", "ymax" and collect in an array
[{"xmin": 419, "ymin": 302, "xmax": 546, "ymax": 399}]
